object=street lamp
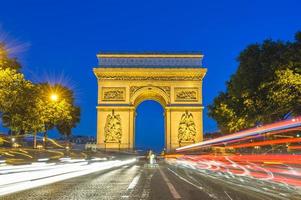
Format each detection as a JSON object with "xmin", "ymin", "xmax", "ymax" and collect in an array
[
  {"xmin": 43, "ymin": 93, "xmax": 59, "ymax": 149},
  {"xmin": 50, "ymin": 93, "xmax": 59, "ymax": 102},
  {"xmin": 11, "ymin": 137, "xmax": 16, "ymax": 148}
]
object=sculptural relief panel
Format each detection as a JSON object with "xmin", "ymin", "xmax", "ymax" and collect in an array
[
  {"xmin": 174, "ymin": 87, "xmax": 199, "ymax": 102},
  {"xmin": 101, "ymin": 87, "xmax": 126, "ymax": 101},
  {"xmin": 178, "ymin": 111, "xmax": 196, "ymax": 144},
  {"xmin": 104, "ymin": 110, "xmax": 122, "ymax": 143}
]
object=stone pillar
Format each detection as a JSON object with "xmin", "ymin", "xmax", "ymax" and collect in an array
[
  {"xmin": 128, "ymin": 107, "xmax": 135, "ymax": 149},
  {"xmin": 165, "ymin": 107, "xmax": 171, "ymax": 152}
]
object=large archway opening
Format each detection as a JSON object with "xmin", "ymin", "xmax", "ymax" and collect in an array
[{"xmin": 135, "ymin": 100, "xmax": 165, "ymax": 153}]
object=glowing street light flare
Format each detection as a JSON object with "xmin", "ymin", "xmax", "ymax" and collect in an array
[{"xmin": 50, "ymin": 93, "xmax": 59, "ymax": 101}]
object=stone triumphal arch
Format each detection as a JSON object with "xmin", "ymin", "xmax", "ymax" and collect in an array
[{"xmin": 93, "ymin": 53, "xmax": 207, "ymax": 151}]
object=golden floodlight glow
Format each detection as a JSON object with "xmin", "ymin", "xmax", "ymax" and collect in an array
[{"xmin": 50, "ymin": 93, "xmax": 58, "ymax": 102}]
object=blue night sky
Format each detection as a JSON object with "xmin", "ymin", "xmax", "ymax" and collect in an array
[{"xmin": 1, "ymin": 0, "xmax": 301, "ymax": 150}]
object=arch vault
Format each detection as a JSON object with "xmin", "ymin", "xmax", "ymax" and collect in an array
[{"xmin": 93, "ymin": 53, "xmax": 207, "ymax": 152}]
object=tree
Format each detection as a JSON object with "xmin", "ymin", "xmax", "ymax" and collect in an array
[
  {"xmin": 0, "ymin": 68, "xmax": 40, "ymax": 135},
  {"xmin": 55, "ymin": 85, "xmax": 80, "ymax": 144},
  {"xmin": 56, "ymin": 106, "xmax": 80, "ymax": 146},
  {"xmin": 0, "ymin": 68, "xmax": 30, "ymax": 115},
  {"xmin": 0, "ymin": 43, "xmax": 30, "ymax": 135},
  {"xmin": 0, "ymin": 43, "xmax": 21, "ymax": 71},
  {"xmin": 208, "ymin": 31, "xmax": 301, "ymax": 133},
  {"xmin": 36, "ymin": 83, "xmax": 80, "ymax": 148},
  {"xmin": 2, "ymin": 84, "xmax": 46, "ymax": 147},
  {"xmin": 2, "ymin": 81, "xmax": 81, "ymax": 148},
  {"xmin": 0, "ymin": 43, "xmax": 80, "ymax": 148},
  {"xmin": 0, "ymin": 43, "xmax": 46, "ymax": 147}
]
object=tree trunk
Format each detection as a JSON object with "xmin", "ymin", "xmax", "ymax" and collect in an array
[
  {"xmin": 44, "ymin": 131, "xmax": 47, "ymax": 149},
  {"xmin": 33, "ymin": 132, "xmax": 37, "ymax": 149},
  {"xmin": 65, "ymin": 134, "xmax": 67, "ymax": 149}
]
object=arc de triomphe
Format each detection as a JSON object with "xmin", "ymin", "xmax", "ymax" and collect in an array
[{"xmin": 93, "ymin": 53, "xmax": 207, "ymax": 152}]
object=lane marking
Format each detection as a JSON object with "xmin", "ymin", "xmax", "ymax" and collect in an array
[
  {"xmin": 167, "ymin": 168, "xmax": 203, "ymax": 190},
  {"xmin": 159, "ymin": 168, "xmax": 181, "ymax": 199},
  {"xmin": 141, "ymin": 173, "xmax": 153, "ymax": 199},
  {"xmin": 127, "ymin": 173, "xmax": 141, "ymax": 190},
  {"xmin": 224, "ymin": 191, "xmax": 233, "ymax": 200}
]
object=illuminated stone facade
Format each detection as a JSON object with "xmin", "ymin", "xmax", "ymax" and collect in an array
[{"xmin": 93, "ymin": 53, "xmax": 207, "ymax": 151}]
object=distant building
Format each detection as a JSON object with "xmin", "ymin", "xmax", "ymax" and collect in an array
[{"xmin": 60, "ymin": 135, "xmax": 96, "ymax": 144}]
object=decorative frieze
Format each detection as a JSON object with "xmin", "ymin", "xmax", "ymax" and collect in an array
[
  {"xmin": 174, "ymin": 87, "xmax": 199, "ymax": 102},
  {"xmin": 101, "ymin": 87, "xmax": 125, "ymax": 101},
  {"xmin": 97, "ymin": 55, "xmax": 203, "ymax": 68},
  {"xmin": 97, "ymin": 75, "xmax": 203, "ymax": 81}
]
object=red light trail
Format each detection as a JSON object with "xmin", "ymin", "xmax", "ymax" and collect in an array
[{"xmin": 176, "ymin": 116, "xmax": 301, "ymax": 152}]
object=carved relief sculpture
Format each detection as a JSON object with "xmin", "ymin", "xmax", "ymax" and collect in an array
[
  {"xmin": 160, "ymin": 86, "xmax": 171, "ymax": 98},
  {"xmin": 102, "ymin": 87, "xmax": 125, "ymax": 101},
  {"xmin": 130, "ymin": 86, "xmax": 142, "ymax": 98},
  {"xmin": 178, "ymin": 111, "xmax": 196, "ymax": 144},
  {"xmin": 175, "ymin": 88, "xmax": 198, "ymax": 102},
  {"xmin": 104, "ymin": 110, "xmax": 122, "ymax": 143},
  {"xmin": 130, "ymin": 86, "xmax": 170, "ymax": 98}
]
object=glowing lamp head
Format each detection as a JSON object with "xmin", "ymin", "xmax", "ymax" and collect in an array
[{"xmin": 50, "ymin": 93, "xmax": 58, "ymax": 102}]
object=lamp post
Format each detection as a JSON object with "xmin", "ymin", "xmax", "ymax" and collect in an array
[
  {"xmin": 44, "ymin": 93, "xmax": 59, "ymax": 149},
  {"xmin": 11, "ymin": 137, "xmax": 15, "ymax": 148}
]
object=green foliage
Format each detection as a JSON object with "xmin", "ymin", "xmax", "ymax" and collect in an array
[
  {"xmin": 56, "ymin": 106, "xmax": 80, "ymax": 137},
  {"xmin": 36, "ymin": 83, "xmax": 80, "ymax": 136},
  {"xmin": 0, "ymin": 43, "xmax": 80, "ymax": 138},
  {"xmin": 0, "ymin": 43, "xmax": 21, "ymax": 71},
  {"xmin": 208, "ymin": 32, "xmax": 301, "ymax": 133},
  {"xmin": 0, "ymin": 68, "xmax": 32, "ymax": 114},
  {"xmin": 0, "ymin": 68, "xmax": 42, "ymax": 135},
  {"xmin": 2, "ymin": 84, "xmax": 45, "ymax": 134}
]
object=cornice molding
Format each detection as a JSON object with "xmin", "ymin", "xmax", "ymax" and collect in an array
[
  {"xmin": 97, "ymin": 54, "xmax": 203, "ymax": 58},
  {"xmin": 93, "ymin": 68, "xmax": 207, "ymax": 81}
]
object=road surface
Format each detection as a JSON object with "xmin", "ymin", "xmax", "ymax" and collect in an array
[{"xmin": 3, "ymin": 160, "xmax": 300, "ymax": 200}]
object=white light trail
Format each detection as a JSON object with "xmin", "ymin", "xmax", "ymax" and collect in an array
[{"xmin": 0, "ymin": 158, "xmax": 136, "ymax": 196}]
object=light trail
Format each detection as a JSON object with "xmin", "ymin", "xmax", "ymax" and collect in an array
[
  {"xmin": 168, "ymin": 154, "xmax": 301, "ymax": 187},
  {"xmin": 227, "ymin": 137, "xmax": 301, "ymax": 149},
  {"xmin": 0, "ymin": 158, "xmax": 137, "ymax": 196},
  {"xmin": 288, "ymin": 145, "xmax": 301, "ymax": 150},
  {"xmin": 176, "ymin": 117, "xmax": 301, "ymax": 152},
  {"xmin": 166, "ymin": 154, "xmax": 301, "ymax": 199}
]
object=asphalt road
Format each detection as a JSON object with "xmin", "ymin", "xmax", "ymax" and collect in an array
[{"xmin": 2, "ymin": 160, "xmax": 300, "ymax": 200}]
